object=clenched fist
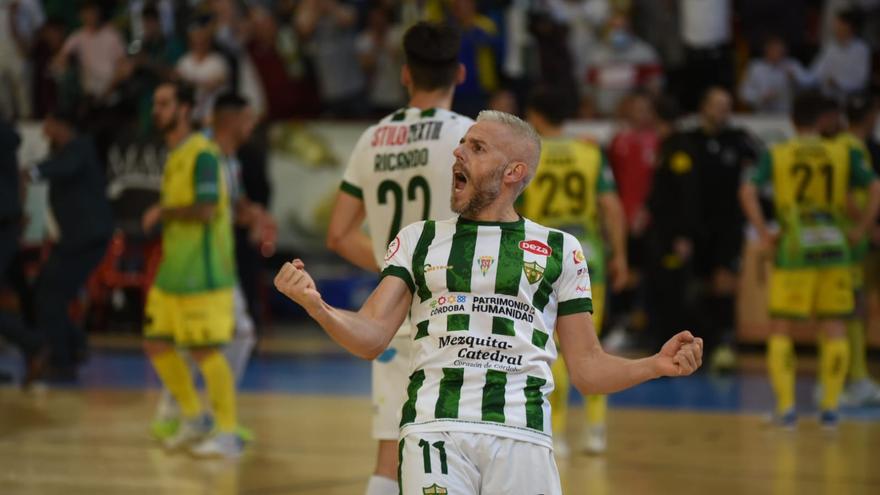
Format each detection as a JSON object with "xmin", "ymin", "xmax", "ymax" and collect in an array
[
  {"xmin": 274, "ymin": 259, "xmax": 324, "ymax": 315},
  {"xmin": 654, "ymin": 331, "xmax": 704, "ymax": 377}
]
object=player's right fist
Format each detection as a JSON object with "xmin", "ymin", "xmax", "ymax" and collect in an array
[{"xmin": 274, "ymin": 259, "xmax": 324, "ymax": 314}]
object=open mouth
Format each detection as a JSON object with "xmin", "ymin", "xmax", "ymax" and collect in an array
[{"xmin": 453, "ymin": 168, "xmax": 468, "ymax": 192}]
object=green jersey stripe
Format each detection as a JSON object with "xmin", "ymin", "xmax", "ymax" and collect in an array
[
  {"xmin": 339, "ymin": 180, "xmax": 363, "ymax": 199},
  {"xmin": 532, "ymin": 231, "xmax": 565, "ymax": 311},
  {"xmin": 420, "ymin": 108, "xmax": 436, "ymax": 118},
  {"xmin": 558, "ymin": 297, "xmax": 593, "ymax": 316},
  {"xmin": 400, "ymin": 370, "xmax": 426, "ymax": 426},
  {"xmin": 391, "ymin": 110, "xmax": 407, "ymax": 121},
  {"xmin": 447, "ymin": 314, "xmax": 469, "ymax": 331},
  {"xmin": 494, "ymin": 222, "xmax": 525, "ymax": 295},
  {"xmin": 446, "ymin": 222, "xmax": 478, "ymax": 292},
  {"xmin": 381, "ymin": 265, "xmax": 415, "ymax": 294},
  {"xmin": 435, "ymin": 368, "xmax": 464, "ymax": 419},
  {"xmin": 202, "ymin": 224, "xmax": 215, "ymax": 289},
  {"xmin": 397, "ymin": 439, "xmax": 404, "ymax": 494},
  {"xmin": 413, "ymin": 221, "xmax": 436, "ymax": 302},
  {"xmin": 491, "ymin": 316, "xmax": 515, "ymax": 336},
  {"xmin": 524, "ymin": 375, "xmax": 547, "ymax": 430},
  {"xmin": 415, "ymin": 320, "xmax": 429, "ymax": 340},
  {"xmin": 481, "ymin": 370, "xmax": 507, "ymax": 423},
  {"xmin": 531, "ymin": 329, "xmax": 549, "ymax": 349}
]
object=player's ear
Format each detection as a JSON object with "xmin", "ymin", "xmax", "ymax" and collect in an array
[
  {"xmin": 504, "ymin": 161, "xmax": 528, "ymax": 186},
  {"xmin": 456, "ymin": 63, "xmax": 466, "ymax": 85}
]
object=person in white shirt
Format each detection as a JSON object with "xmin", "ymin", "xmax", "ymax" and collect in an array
[
  {"xmin": 809, "ymin": 9, "xmax": 871, "ymax": 100},
  {"xmin": 176, "ymin": 17, "xmax": 230, "ymax": 125},
  {"xmin": 679, "ymin": 0, "xmax": 734, "ymax": 111},
  {"xmin": 739, "ymin": 37, "xmax": 810, "ymax": 114},
  {"xmin": 53, "ymin": 1, "xmax": 126, "ymax": 102}
]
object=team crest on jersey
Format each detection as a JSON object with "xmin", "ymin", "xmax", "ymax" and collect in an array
[
  {"xmin": 384, "ymin": 236, "xmax": 400, "ymax": 261},
  {"xmin": 478, "ymin": 255, "xmax": 495, "ymax": 276},
  {"xmin": 573, "ymin": 249, "xmax": 585, "ymax": 264},
  {"xmin": 423, "ymin": 484, "xmax": 448, "ymax": 495},
  {"xmin": 523, "ymin": 261, "xmax": 545, "ymax": 284},
  {"xmin": 670, "ymin": 151, "xmax": 692, "ymax": 174},
  {"xmin": 519, "ymin": 240, "xmax": 552, "ymax": 256}
]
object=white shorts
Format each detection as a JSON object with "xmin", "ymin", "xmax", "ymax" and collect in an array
[
  {"xmin": 372, "ymin": 333, "xmax": 413, "ymax": 440},
  {"xmin": 400, "ymin": 432, "xmax": 562, "ymax": 495}
]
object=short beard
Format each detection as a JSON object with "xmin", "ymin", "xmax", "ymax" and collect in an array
[{"xmin": 451, "ymin": 165, "xmax": 505, "ymax": 218}]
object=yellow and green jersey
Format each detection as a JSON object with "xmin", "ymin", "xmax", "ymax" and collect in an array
[
  {"xmin": 154, "ymin": 133, "xmax": 236, "ymax": 293},
  {"xmin": 834, "ymin": 132, "xmax": 874, "ymax": 262},
  {"xmin": 750, "ymin": 135, "xmax": 876, "ymax": 268},
  {"xmin": 517, "ymin": 138, "xmax": 616, "ymax": 283}
]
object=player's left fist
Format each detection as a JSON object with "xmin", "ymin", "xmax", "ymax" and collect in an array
[
  {"xmin": 274, "ymin": 259, "xmax": 324, "ymax": 314},
  {"xmin": 654, "ymin": 331, "xmax": 703, "ymax": 377}
]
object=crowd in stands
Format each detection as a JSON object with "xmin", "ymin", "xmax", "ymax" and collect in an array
[{"xmin": 0, "ymin": 0, "xmax": 878, "ymax": 125}]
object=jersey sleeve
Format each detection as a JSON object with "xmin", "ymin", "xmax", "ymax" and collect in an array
[
  {"xmin": 749, "ymin": 151, "xmax": 773, "ymax": 187},
  {"xmin": 379, "ymin": 222, "xmax": 422, "ymax": 294},
  {"xmin": 194, "ymin": 151, "xmax": 220, "ymax": 203},
  {"xmin": 339, "ymin": 127, "xmax": 374, "ymax": 199},
  {"xmin": 596, "ymin": 152, "xmax": 617, "ymax": 193},
  {"xmin": 849, "ymin": 147, "xmax": 878, "ymax": 188},
  {"xmin": 555, "ymin": 233, "xmax": 593, "ymax": 316}
]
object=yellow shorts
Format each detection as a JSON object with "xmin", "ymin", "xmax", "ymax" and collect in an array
[
  {"xmin": 144, "ymin": 286, "xmax": 234, "ymax": 347},
  {"xmin": 768, "ymin": 266, "xmax": 854, "ymax": 319}
]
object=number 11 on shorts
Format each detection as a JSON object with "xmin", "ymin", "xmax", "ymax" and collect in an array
[{"xmin": 418, "ymin": 439, "xmax": 448, "ymax": 474}]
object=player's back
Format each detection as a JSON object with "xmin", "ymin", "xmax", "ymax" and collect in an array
[
  {"xmin": 768, "ymin": 135, "xmax": 854, "ymax": 215},
  {"xmin": 519, "ymin": 137, "xmax": 606, "ymax": 238},
  {"xmin": 342, "ymin": 107, "xmax": 474, "ymax": 265}
]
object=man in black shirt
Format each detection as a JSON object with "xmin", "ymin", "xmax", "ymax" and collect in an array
[
  {"xmin": 645, "ymin": 87, "xmax": 761, "ymax": 370},
  {"xmin": 22, "ymin": 110, "xmax": 113, "ymax": 381}
]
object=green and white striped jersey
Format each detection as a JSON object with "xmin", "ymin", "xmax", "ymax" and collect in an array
[
  {"xmin": 381, "ymin": 216, "xmax": 594, "ymax": 448},
  {"xmin": 339, "ymin": 107, "xmax": 475, "ymax": 268}
]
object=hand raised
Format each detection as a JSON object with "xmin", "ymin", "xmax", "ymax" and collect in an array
[
  {"xmin": 273, "ymin": 259, "xmax": 324, "ymax": 314},
  {"xmin": 654, "ymin": 331, "xmax": 703, "ymax": 377}
]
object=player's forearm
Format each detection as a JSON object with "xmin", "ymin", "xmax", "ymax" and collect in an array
[
  {"xmin": 327, "ymin": 231, "xmax": 379, "ymax": 272},
  {"xmin": 308, "ymin": 303, "xmax": 393, "ymax": 360},
  {"xmin": 568, "ymin": 350, "xmax": 661, "ymax": 395},
  {"xmin": 739, "ymin": 183, "xmax": 769, "ymax": 236},
  {"xmin": 857, "ymin": 181, "xmax": 880, "ymax": 233}
]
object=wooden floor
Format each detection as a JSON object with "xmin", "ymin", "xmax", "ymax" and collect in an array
[{"xmin": 0, "ymin": 389, "xmax": 878, "ymax": 495}]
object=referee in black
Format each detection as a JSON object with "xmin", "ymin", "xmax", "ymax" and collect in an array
[{"xmin": 645, "ymin": 87, "xmax": 761, "ymax": 371}]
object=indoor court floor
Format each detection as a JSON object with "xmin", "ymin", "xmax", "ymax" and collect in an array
[{"xmin": 0, "ymin": 334, "xmax": 878, "ymax": 495}]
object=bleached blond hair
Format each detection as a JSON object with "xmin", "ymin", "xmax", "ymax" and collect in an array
[{"xmin": 476, "ymin": 110, "xmax": 541, "ymax": 191}]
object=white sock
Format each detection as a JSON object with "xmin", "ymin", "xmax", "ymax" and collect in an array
[{"xmin": 365, "ymin": 475, "xmax": 398, "ymax": 495}]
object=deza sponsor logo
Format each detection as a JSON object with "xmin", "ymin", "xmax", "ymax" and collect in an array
[
  {"xmin": 519, "ymin": 240, "xmax": 552, "ymax": 256},
  {"xmin": 429, "ymin": 294, "xmax": 468, "ymax": 316}
]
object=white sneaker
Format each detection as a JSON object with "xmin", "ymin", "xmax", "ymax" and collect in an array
[
  {"xmin": 840, "ymin": 379, "xmax": 880, "ymax": 408},
  {"xmin": 190, "ymin": 432, "xmax": 245, "ymax": 459},
  {"xmin": 583, "ymin": 425, "xmax": 607, "ymax": 455},
  {"xmin": 553, "ymin": 435, "xmax": 570, "ymax": 458},
  {"xmin": 164, "ymin": 414, "xmax": 212, "ymax": 451}
]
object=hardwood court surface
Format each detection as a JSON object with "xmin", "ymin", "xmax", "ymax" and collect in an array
[{"xmin": 0, "ymin": 389, "xmax": 877, "ymax": 495}]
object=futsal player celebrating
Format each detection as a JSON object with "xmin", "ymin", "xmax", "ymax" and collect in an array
[{"xmin": 277, "ymin": 111, "xmax": 703, "ymax": 493}]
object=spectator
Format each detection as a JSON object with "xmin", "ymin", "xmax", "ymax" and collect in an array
[
  {"xmin": 630, "ymin": 0, "xmax": 684, "ymax": 93},
  {"xmin": 449, "ymin": 0, "xmax": 501, "ymax": 118},
  {"xmin": 176, "ymin": 16, "xmax": 230, "ymax": 124},
  {"xmin": 245, "ymin": 5, "xmax": 305, "ymax": 121},
  {"xmin": 0, "ymin": 0, "xmax": 44, "ymax": 119},
  {"xmin": 22, "ymin": 109, "xmax": 113, "ymax": 382},
  {"xmin": 542, "ymin": 0, "xmax": 609, "ymax": 93},
  {"xmin": 738, "ymin": 0, "xmax": 809, "ymax": 61},
  {"xmin": 809, "ymin": 9, "xmax": 871, "ymax": 100},
  {"xmin": 53, "ymin": 1, "xmax": 126, "ymax": 105},
  {"xmin": 125, "ymin": 5, "xmax": 185, "ymax": 135},
  {"xmin": 296, "ymin": 0, "xmax": 366, "ymax": 118},
  {"xmin": 585, "ymin": 12, "xmax": 662, "ymax": 117},
  {"xmin": 528, "ymin": 6, "xmax": 579, "ymax": 109},
  {"xmin": 356, "ymin": 6, "xmax": 407, "ymax": 116},
  {"xmin": 739, "ymin": 37, "xmax": 811, "ymax": 114},
  {"xmin": 678, "ymin": 0, "xmax": 734, "ymax": 111},
  {"xmin": 32, "ymin": 17, "xmax": 66, "ymax": 119}
]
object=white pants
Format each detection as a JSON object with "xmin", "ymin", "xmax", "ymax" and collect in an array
[
  {"xmin": 400, "ymin": 432, "xmax": 562, "ymax": 495},
  {"xmin": 372, "ymin": 333, "xmax": 413, "ymax": 439}
]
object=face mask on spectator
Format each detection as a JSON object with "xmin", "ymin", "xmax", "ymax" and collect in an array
[{"xmin": 610, "ymin": 30, "xmax": 632, "ymax": 51}]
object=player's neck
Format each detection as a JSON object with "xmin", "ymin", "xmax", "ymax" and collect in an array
[
  {"xmin": 408, "ymin": 89, "xmax": 454, "ymax": 112},
  {"xmin": 213, "ymin": 129, "xmax": 236, "ymax": 156},
  {"xmin": 165, "ymin": 124, "xmax": 191, "ymax": 149},
  {"xmin": 848, "ymin": 125, "xmax": 868, "ymax": 140},
  {"xmin": 465, "ymin": 202, "xmax": 520, "ymax": 223}
]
